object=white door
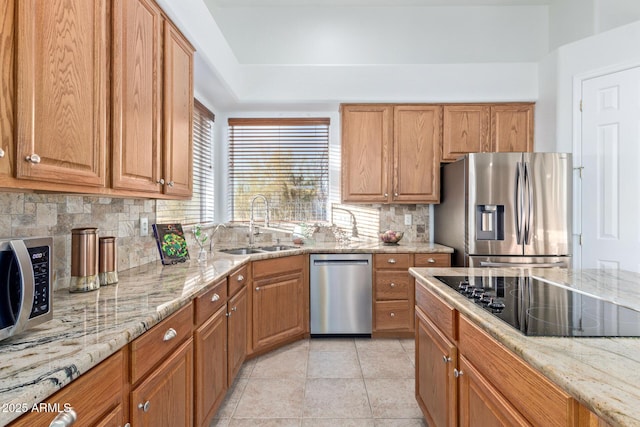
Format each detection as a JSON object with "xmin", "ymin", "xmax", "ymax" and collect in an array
[{"xmin": 580, "ymin": 66, "xmax": 640, "ymax": 272}]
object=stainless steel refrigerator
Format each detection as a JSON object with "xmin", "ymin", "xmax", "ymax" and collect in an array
[{"xmin": 434, "ymin": 152, "xmax": 572, "ymax": 268}]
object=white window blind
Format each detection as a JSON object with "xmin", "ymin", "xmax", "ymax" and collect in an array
[
  {"xmin": 228, "ymin": 118, "xmax": 330, "ymax": 223},
  {"xmin": 157, "ymin": 99, "xmax": 214, "ymax": 224}
]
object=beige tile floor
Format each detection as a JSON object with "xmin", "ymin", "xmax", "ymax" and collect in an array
[{"xmin": 211, "ymin": 338, "xmax": 427, "ymax": 427}]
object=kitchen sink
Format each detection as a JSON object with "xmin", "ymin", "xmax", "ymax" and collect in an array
[
  {"xmin": 219, "ymin": 247, "xmax": 264, "ymax": 255},
  {"xmin": 259, "ymin": 245, "xmax": 298, "ymax": 252}
]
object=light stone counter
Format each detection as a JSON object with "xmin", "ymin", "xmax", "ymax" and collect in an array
[
  {"xmin": 0, "ymin": 241, "xmax": 452, "ymax": 425},
  {"xmin": 409, "ymin": 267, "xmax": 640, "ymax": 427}
]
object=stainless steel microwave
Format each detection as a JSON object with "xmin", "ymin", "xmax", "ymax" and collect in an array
[{"xmin": 0, "ymin": 237, "xmax": 53, "ymax": 342}]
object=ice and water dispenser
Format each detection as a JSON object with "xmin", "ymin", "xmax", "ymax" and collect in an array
[{"xmin": 476, "ymin": 205, "xmax": 505, "ymax": 240}]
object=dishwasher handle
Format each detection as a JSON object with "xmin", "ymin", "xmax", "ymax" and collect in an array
[{"xmin": 313, "ymin": 259, "xmax": 370, "ymax": 266}]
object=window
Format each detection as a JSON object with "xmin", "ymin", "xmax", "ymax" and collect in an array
[
  {"xmin": 228, "ymin": 118, "xmax": 329, "ymax": 225},
  {"xmin": 157, "ymin": 99, "xmax": 215, "ymax": 224}
]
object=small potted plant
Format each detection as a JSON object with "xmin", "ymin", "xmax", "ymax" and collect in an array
[{"xmin": 192, "ymin": 224, "xmax": 209, "ymax": 263}]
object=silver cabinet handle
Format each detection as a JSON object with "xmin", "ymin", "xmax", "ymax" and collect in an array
[
  {"xmin": 394, "ymin": 192, "xmax": 398, "ymax": 197},
  {"xmin": 226, "ymin": 312, "xmax": 232, "ymax": 317},
  {"xmin": 427, "ymin": 258, "xmax": 436, "ymax": 263},
  {"xmin": 138, "ymin": 401, "xmax": 151, "ymax": 412},
  {"xmin": 387, "ymin": 258, "xmax": 397, "ymax": 264},
  {"xmin": 211, "ymin": 293, "xmax": 220, "ymax": 302},
  {"xmin": 156, "ymin": 178, "xmax": 165, "ymax": 184},
  {"xmin": 255, "ymin": 286, "xmax": 260, "ymax": 291},
  {"xmin": 232, "ymin": 306, "xmax": 238, "ymax": 312},
  {"xmin": 384, "ymin": 193, "xmax": 388, "ymax": 197},
  {"xmin": 390, "ymin": 282, "xmax": 395, "ymax": 288},
  {"xmin": 442, "ymin": 356, "xmax": 451, "ymax": 364},
  {"xmin": 390, "ymin": 312, "xmax": 395, "ymax": 317},
  {"xmin": 0, "ymin": 147, "xmax": 4, "ymax": 158},
  {"xmin": 168, "ymin": 181, "xmax": 174, "ymax": 187},
  {"xmin": 454, "ymin": 368, "xmax": 463, "ymax": 378},
  {"xmin": 49, "ymin": 408, "xmax": 77, "ymax": 427},
  {"xmin": 25, "ymin": 153, "xmax": 41, "ymax": 164},
  {"xmin": 163, "ymin": 328, "xmax": 177, "ymax": 342},
  {"xmin": 237, "ymin": 275, "xmax": 245, "ymax": 282}
]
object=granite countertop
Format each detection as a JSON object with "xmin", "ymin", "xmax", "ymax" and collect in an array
[
  {"xmin": 409, "ymin": 267, "xmax": 640, "ymax": 427},
  {"xmin": 0, "ymin": 241, "xmax": 451, "ymax": 425}
]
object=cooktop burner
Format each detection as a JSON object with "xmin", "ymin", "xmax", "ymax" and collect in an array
[{"xmin": 434, "ymin": 276, "xmax": 640, "ymax": 337}]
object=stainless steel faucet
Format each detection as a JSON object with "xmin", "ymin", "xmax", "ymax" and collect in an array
[
  {"xmin": 249, "ymin": 194, "xmax": 270, "ymax": 245},
  {"xmin": 331, "ymin": 206, "xmax": 359, "ymax": 238}
]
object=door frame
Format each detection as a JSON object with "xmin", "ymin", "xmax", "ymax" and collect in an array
[{"xmin": 572, "ymin": 61, "xmax": 640, "ymax": 269}]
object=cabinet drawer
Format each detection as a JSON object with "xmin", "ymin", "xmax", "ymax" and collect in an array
[
  {"xmin": 375, "ymin": 271, "xmax": 413, "ymax": 300},
  {"xmin": 131, "ymin": 302, "xmax": 193, "ymax": 384},
  {"xmin": 10, "ymin": 350, "xmax": 124, "ymax": 427},
  {"xmin": 458, "ymin": 316, "xmax": 574, "ymax": 427},
  {"xmin": 253, "ymin": 254, "xmax": 305, "ymax": 279},
  {"xmin": 195, "ymin": 277, "xmax": 227, "ymax": 327},
  {"xmin": 415, "ymin": 279, "xmax": 456, "ymax": 342},
  {"xmin": 228, "ymin": 265, "xmax": 249, "ymax": 297},
  {"xmin": 375, "ymin": 300, "xmax": 412, "ymax": 331},
  {"xmin": 374, "ymin": 253, "xmax": 411, "ymax": 269},
  {"xmin": 414, "ymin": 253, "xmax": 451, "ymax": 267}
]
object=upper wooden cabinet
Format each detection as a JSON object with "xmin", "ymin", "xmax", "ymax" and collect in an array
[
  {"xmin": 15, "ymin": 0, "xmax": 108, "ymax": 187},
  {"xmin": 442, "ymin": 103, "xmax": 534, "ymax": 162},
  {"xmin": 341, "ymin": 104, "xmax": 441, "ymax": 204},
  {"xmin": 0, "ymin": 0, "xmax": 14, "ymax": 181},
  {"xmin": 112, "ymin": 2, "xmax": 194, "ymax": 196}
]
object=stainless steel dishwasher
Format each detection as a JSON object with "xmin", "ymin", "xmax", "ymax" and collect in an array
[{"xmin": 310, "ymin": 253, "xmax": 372, "ymax": 336}]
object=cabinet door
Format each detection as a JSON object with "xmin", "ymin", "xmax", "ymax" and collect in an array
[
  {"xmin": 415, "ymin": 308, "xmax": 457, "ymax": 427},
  {"xmin": 393, "ymin": 105, "xmax": 441, "ymax": 203},
  {"xmin": 163, "ymin": 21, "xmax": 194, "ymax": 197},
  {"xmin": 15, "ymin": 0, "xmax": 107, "ymax": 187},
  {"xmin": 112, "ymin": 0, "xmax": 162, "ymax": 193},
  {"xmin": 490, "ymin": 104, "xmax": 534, "ymax": 153},
  {"xmin": 194, "ymin": 305, "xmax": 227, "ymax": 427},
  {"xmin": 252, "ymin": 271, "xmax": 305, "ymax": 352},
  {"xmin": 341, "ymin": 104, "xmax": 392, "ymax": 203},
  {"xmin": 442, "ymin": 105, "xmax": 490, "ymax": 162},
  {"xmin": 458, "ymin": 355, "xmax": 531, "ymax": 427},
  {"xmin": 131, "ymin": 338, "xmax": 193, "ymax": 427},
  {"xmin": 0, "ymin": 0, "xmax": 14, "ymax": 181},
  {"xmin": 227, "ymin": 286, "xmax": 247, "ymax": 386}
]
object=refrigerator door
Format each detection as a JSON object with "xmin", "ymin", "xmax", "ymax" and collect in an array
[
  {"xmin": 522, "ymin": 153, "xmax": 572, "ymax": 256},
  {"xmin": 468, "ymin": 255, "xmax": 571, "ymax": 268},
  {"xmin": 468, "ymin": 153, "xmax": 524, "ymax": 257}
]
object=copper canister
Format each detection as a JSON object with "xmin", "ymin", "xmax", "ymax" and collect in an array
[
  {"xmin": 70, "ymin": 227, "xmax": 99, "ymax": 293},
  {"xmin": 99, "ymin": 236, "xmax": 118, "ymax": 286}
]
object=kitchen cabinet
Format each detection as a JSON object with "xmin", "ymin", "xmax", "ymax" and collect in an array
[
  {"xmin": 250, "ymin": 255, "xmax": 309, "ymax": 355},
  {"xmin": 227, "ymin": 280, "xmax": 248, "ymax": 386},
  {"xmin": 194, "ymin": 278, "xmax": 228, "ymax": 427},
  {"xmin": 0, "ymin": 0, "xmax": 14, "ymax": 182},
  {"xmin": 9, "ymin": 349, "xmax": 126, "ymax": 427},
  {"xmin": 415, "ymin": 280, "xmax": 583, "ymax": 427},
  {"xmin": 129, "ymin": 302, "xmax": 193, "ymax": 426},
  {"xmin": 15, "ymin": 0, "xmax": 108, "ymax": 187},
  {"xmin": 112, "ymin": 0, "xmax": 194, "ymax": 196},
  {"xmin": 440, "ymin": 103, "xmax": 534, "ymax": 162},
  {"xmin": 341, "ymin": 104, "xmax": 441, "ymax": 204}
]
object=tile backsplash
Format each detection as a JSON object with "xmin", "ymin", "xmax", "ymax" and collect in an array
[{"xmin": 0, "ymin": 191, "xmax": 433, "ymax": 290}]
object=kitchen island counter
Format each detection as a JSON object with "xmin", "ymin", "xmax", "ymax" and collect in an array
[
  {"xmin": 409, "ymin": 267, "xmax": 640, "ymax": 427},
  {"xmin": 0, "ymin": 241, "xmax": 451, "ymax": 425}
]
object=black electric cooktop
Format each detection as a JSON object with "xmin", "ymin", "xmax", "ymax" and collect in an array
[{"xmin": 434, "ymin": 276, "xmax": 640, "ymax": 337}]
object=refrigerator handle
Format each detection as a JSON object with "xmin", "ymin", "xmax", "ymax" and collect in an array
[
  {"xmin": 480, "ymin": 261, "xmax": 568, "ymax": 268},
  {"xmin": 523, "ymin": 162, "xmax": 533, "ymax": 245},
  {"xmin": 514, "ymin": 162, "xmax": 523, "ymax": 244}
]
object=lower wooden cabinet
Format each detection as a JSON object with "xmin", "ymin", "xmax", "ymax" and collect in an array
[
  {"xmin": 227, "ymin": 285, "xmax": 248, "ymax": 386},
  {"xmin": 130, "ymin": 338, "xmax": 193, "ymax": 427},
  {"xmin": 250, "ymin": 255, "xmax": 308, "ymax": 355},
  {"xmin": 9, "ymin": 349, "xmax": 126, "ymax": 427}
]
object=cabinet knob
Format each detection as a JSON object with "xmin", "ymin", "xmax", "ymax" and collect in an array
[
  {"xmin": 390, "ymin": 312, "xmax": 395, "ymax": 317},
  {"xmin": 394, "ymin": 192, "xmax": 398, "ymax": 197},
  {"xmin": 211, "ymin": 293, "xmax": 220, "ymax": 302},
  {"xmin": 390, "ymin": 282, "xmax": 396, "ymax": 288},
  {"xmin": 384, "ymin": 193, "xmax": 388, "ymax": 197},
  {"xmin": 226, "ymin": 312, "xmax": 232, "ymax": 317},
  {"xmin": 49, "ymin": 408, "xmax": 77, "ymax": 427},
  {"xmin": 156, "ymin": 178, "xmax": 165, "ymax": 185},
  {"xmin": 387, "ymin": 258, "xmax": 397, "ymax": 264},
  {"xmin": 428, "ymin": 258, "xmax": 436, "ymax": 263},
  {"xmin": 454, "ymin": 368, "xmax": 463, "ymax": 378},
  {"xmin": 138, "ymin": 401, "xmax": 151, "ymax": 412},
  {"xmin": 25, "ymin": 153, "xmax": 41, "ymax": 164},
  {"xmin": 168, "ymin": 180, "xmax": 174, "ymax": 187},
  {"xmin": 442, "ymin": 355, "xmax": 452, "ymax": 364},
  {"xmin": 232, "ymin": 306, "xmax": 238, "ymax": 312},
  {"xmin": 0, "ymin": 147, "xmax": 4, "ymax": 158},
  {"xmin": 255, "ymin": 286, "xmax": 260, "ymax": 291},
  {"xmin": 163, "ymin": 327, "xmax": 177, "ymax": 342},
  {"xmin": 237, "ymin": 275, "xmax": 245, "ymax": 282}
]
